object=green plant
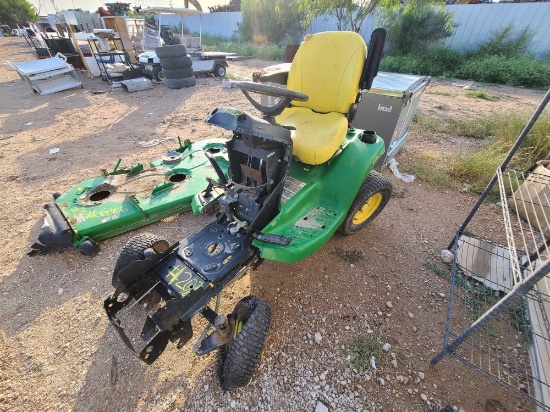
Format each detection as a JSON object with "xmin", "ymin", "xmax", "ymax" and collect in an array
[
  {"xmin": 414, "ymin": 113, "xmax": 498, "ymax": 139},
  {"xmin": 411, "ymin": 112, "xmax": 550, "ymax": 193},
  {"xmin": 239, "ymin": 0, "xmax": 303, "ymax": 44},
  {"xmin": 450, "ymin": 114, "xmax": 550, "ymax": 187},
  {"xmin": 456, "ymin": 55, "xmax": 550, "ymax": 88},
  {"xmin": 170, "ymin": 24, "xmax": 190, "ymax": 35},
  {"xmin": 465, "ymin": 91, "xmax": 500, "ymax": 101},
  {"xmin": 380, "ymin": 48, "xmax": 550, "ymax": 88},
  {"xmin": 347, "ymin": 334, "xmax": 390, "ymax": 369},
  {"xmin": 201, "ymin": 36, "xmax": 284, "ymax": 60},
  {"xmin": 473, "ymin": 23, "xmax": 534, "ymax": 59},
  {"xmin": 408, "ymin": 162, "xmax": 456, "ymax": 188},
  {"xmin": 424, "ymin": 262, "xmax": 450, "ymax": 279},
  {"xmin": 0, "ymin": 0, "xmax": 37, "ymax": 27},
  {"xmin": 384, "ymin": 5, "xmax": 455, "ymax": 56},
  {"xmin": 508, "ymin": 298, "xmax": 532, "ymax": 343}
]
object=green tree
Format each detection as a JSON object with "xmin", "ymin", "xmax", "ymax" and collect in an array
[
  {"xmin": 297, "ymin": 0, "xmax": 444, "ymax": 34},
  {"xmin": 385, "ymin": 5, "xmax": 455, "ymax": 55},
  {"xmin": 298, "ymin": 0, "xmax": 380, "ymax": 32},
  {"xmin": 239, "ymin": 0, "xmax": 304, "ymax": 44},
  {"xmin": 0, "ymin": 0, "xmax": 37, "ymax": 28}
]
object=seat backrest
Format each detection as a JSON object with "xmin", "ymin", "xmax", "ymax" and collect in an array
[{"xmin": 287, "ymin": 31, "xmax": 367, "ymax": 115}]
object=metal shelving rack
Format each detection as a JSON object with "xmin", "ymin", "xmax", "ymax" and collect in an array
[
  {"xmin": 431, "ymin": 90, "xmax": 550, "ymax": 410},
  {"xmin": 88, "ymin": 37, "xmax": 131, "ymax": 82}
]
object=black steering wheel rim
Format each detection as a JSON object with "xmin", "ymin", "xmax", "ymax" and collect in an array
[
  {"xmin": 234, "ymin": 81, "xmax": 308, "ymax": 101},
  {"xmin": 234, "ymin": 81, "xmax": 308, "ymax": 118}
]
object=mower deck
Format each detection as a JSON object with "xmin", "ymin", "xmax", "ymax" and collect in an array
[{"xmin": 29, "ymin": 139, "xmax": 228, "ymax": 256}]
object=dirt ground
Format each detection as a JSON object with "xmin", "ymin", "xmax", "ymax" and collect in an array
[{"xmin": 0, "ymin": 36, "xmax": 547, "ymax": 412}]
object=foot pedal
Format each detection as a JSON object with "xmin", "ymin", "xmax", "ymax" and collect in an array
[{"xmin": 252, "ymin": 232, "xmax": 291, "ymax": 246}]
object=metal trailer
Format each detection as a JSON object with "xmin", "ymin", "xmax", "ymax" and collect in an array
[
  {"xmin": 354, "ymin": 72, "xmax": 430, "ymax": 170},
  {"xmin": 138, "ymin": 7, "xmax": 229, "ymax": 78}
]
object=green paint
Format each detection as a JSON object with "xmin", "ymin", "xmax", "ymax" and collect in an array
[
  {"xmin": 54, "ymin": 139, "xmax": 228, "ymax": 247},
  {"xmin": 252, "ymin": 130, "xmax": 384, "ymax": 262}
]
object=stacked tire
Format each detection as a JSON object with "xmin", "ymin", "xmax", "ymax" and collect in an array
[{"xmin": 155, "ymin": 44, "xmax": 196, "ymax": 89}]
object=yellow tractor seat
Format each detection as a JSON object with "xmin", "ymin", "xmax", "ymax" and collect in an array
[
  {"xmin": 275, "ymin": 31, "xmax": 367, "ymax": 165},
  {"xmin": 276, "ymin": 108, "xmax": 348, "ymax": 165}
]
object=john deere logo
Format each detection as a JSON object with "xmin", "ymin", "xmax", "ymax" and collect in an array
[{"xmin": 378, "ymin": 104, "xmax": 392, "ymax": 112}]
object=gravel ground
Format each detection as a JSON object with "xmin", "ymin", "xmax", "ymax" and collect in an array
[{"xmin": 0, "ymin": 36, "xmax": 546, "ymax": 412}]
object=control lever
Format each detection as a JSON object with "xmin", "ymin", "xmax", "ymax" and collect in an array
[
  {"xmin": 204, "ymin": 151, "xmax": 228, "ymax": 185},
  {"xmin": 252, "ymin": 231, "xmax": 291, "ymax": 246}
]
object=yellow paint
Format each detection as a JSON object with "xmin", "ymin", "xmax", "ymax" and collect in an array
[
  {"xmin": 276, "ymin": 31, "xmax": 367, "ymax": 165},
  {"xmin": 353, "ymin": 193, "xmax": 382, "ymax": 224},
  {"xmin": 166, "ymin": 265, "xmax": 185, "ymax": 285},
  {"xmin": 234, "ymin": 319, "xmax": 244, "ymax": 338},
  {"xmin": 164, "ymin": 264, "xmax": 203, "ymax": 296}
]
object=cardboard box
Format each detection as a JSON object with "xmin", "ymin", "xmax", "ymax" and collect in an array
[{"xmin": 511, "ymin": 160, "xmax": 550, "ymax": 232}]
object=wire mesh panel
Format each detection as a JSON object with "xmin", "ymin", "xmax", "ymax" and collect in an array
[{"xmin": 433, "ymin": 168, "xmax": 550, "ymax": 410}]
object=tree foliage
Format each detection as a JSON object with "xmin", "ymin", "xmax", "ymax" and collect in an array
[
  {"xmin": 239, "ymin": 0, "xmax": 304, "ymax": 44},
  {"xmin": 384, "ymin": 5, "xmax": 455, "ymax": 55},
  {"xmin": 209, "ymin": 0, "xmax": 241, "ymax": 12},
  {"xmin": 474, "ymin": 23, "xmax": 534, "ymax": 59},
  {"xmin": 297, "ymin": 0, "xmax": 446, "ymax": 34},
  {"xmin": 0, "ymin": 0, "xmax": 37, "ymax": 28},
  {"xmin": 298, "ymin": 0, "xmax": 381, "ymax": 32}
]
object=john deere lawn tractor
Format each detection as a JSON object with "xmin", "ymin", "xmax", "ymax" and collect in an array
[{"xmin": 104, "ymin": 29, "xmax": 393, "ymax": 391}]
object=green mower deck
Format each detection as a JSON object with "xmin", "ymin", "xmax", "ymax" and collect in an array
[{"xmin": 29, "ymin": 139, "xmax": 228, "ymax": 256}]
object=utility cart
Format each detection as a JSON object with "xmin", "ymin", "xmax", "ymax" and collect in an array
[{"xmin": 137, "ymin": 7, "xmax": 230, "ymax": 81}]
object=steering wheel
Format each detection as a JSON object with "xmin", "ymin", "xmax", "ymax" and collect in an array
[{"xmin": 234, "ymin": 81, "xmax": 308, "ymax": 118}]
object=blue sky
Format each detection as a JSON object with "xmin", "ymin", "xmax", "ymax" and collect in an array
[{"xmin": 28, "ymin": 0, "xmax": 227, "ymax": 15}]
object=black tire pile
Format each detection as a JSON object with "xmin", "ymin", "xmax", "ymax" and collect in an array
[{"xmin": 155, "ymin": 44, "xmax": 196, "ymax": 89}]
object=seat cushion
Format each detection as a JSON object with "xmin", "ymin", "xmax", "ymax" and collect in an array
[
  {"xmin": 287, "ymin": 31, "xmax": 366, "ymax": 114},
  {"xmin": 277, "ymin": 107, "xmax": 348, "ymax": 165}
]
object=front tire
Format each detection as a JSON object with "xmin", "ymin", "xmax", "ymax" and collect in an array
[
  {"xmin": 112, "ymin": 233, "xmax": 169, "ymax": 288},
  {"xmin": 217, "ymin": 296, "xmax": 271, "ymax": 391},
  {"xmin": 339, "ymin": 171, "xmax": 392, "ymax": 235}
]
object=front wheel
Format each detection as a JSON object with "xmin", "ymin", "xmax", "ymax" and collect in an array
[
  {"xmin": 339, "ymin": 171, "xmax": 392, "ymax": 235},
  {"xmin": 112, "ymin": 233, "xmax": 169, "ymax": 288},
  {"xmin": 217, "ymin": 296, "xmax": 271, "ymax": 391}
]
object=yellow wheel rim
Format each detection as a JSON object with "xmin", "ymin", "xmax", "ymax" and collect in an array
[
  {"xmin": 352, "ymin": 193, "xmax": 383, "ymax": 225},
  {"xmin": 234, "ymin": 319, "xmax": 244, "ymax": 338}
]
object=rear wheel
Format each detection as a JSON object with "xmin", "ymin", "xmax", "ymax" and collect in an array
[
  {"xmin": 152, "ymin": 65, "xmax": 164, "ymax": 82},
  {"xmin": 213, "ymin": 64, "xmax": 226, "ymax": 78},
  {"xmin": 217, "ymin": 296, "xmax": 271, "ymax": 391},
  {"xmin": 112, "ymin": 233, "xmax": 169, "ymax": 288},
  {"xmin": 339, "ymin": 171, "xmax": 392, "ymax": 235}
]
